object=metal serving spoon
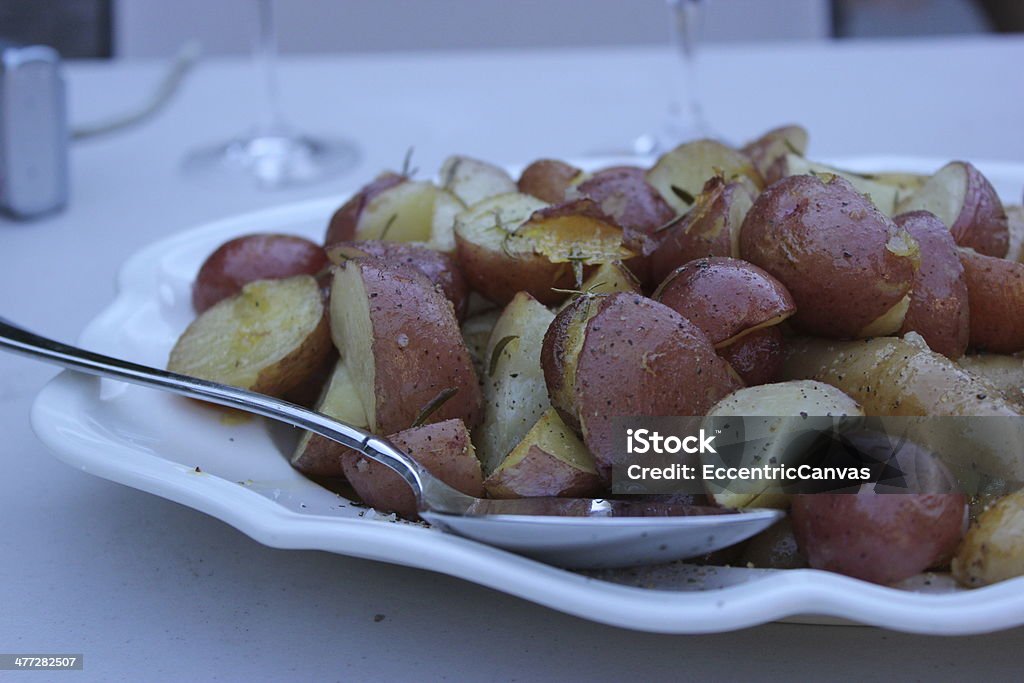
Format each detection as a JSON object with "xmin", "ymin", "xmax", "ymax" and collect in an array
[{"xmin": 0, "ymin": 317, "xmax": 782, "ymax": 568}]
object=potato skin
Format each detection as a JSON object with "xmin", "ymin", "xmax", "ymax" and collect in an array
[
  {"xmin": 341, "ymin": 419, "xmax": 483, "ymax": 519},
  {"xmin": 740, "ymin": 174, "xmax": 916, "ymax": 338},
  {"xmin": 653, "ymin": 256, "xmax": 795, "ymax": 346},
  {"xmin": 894, "ymin": 211, "xmax": 969, "ymax": 359},
  {"xmin": 192, "ymin": 234, "xmax": 328, "ymax": 313},
  {"xmin": 328, "ymin": 240, "xmax": 469, "ymax": 320},
  {"xmin": 456, "ymin": 235, "xmax": 576, "ymax": 306},
  {"xmin": 791, "ymin": 489, "xmax": 966, "ymax": 585},
  {"xmin": 574, "ymin": 293, "xmax": 743, "ymax": 480},
  {"xmin": 953, "ymin": 489, "xmax": 1024, "ymax": 587},
  {"xmin": 541, "ymin": 295, "xmax": 604, "ymax": 431},
  {"xmin": 719, "ymin": 326, "xmax": 785, "ymax": 386},
  {"xmin": 949, "ymin": 162, "xmax": 1009, "ymax": 258},
  {"xmin": 337, "ymin": 260, "xmax": 482, "ymax": 434},
  {"xmin": 959, "ymin": 248, "xmax": 1024, "ymax": 353},
  {"xmin": 518, "ymin": 159, "xmax": 582, "ymax": 203},
  {"xmin": 324, "ymin": 173, "xmax": 405, "ymax": 246},
  {"xmin": 741, "ymin": 124, "xmax": 809, "ymax": 183},
  {"xmin": 484, "ymin": 445, "xmax": 603, "ymax": 499}
]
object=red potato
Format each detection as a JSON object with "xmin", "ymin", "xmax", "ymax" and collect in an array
[
  {"xmin": 541, "ymin": 294, "xmax": 605, "ymax": 431},
  {"xmin": 575, "ymin": 167, "xmax": 676, "ymax": 286},
  {"xmin": 546, "ymin": 293, "xmax": 743, "ymax": 481},
  {"xmin": 646, "ymin": 139, "xmax": 763, "ymax": 215},
  {"xmin": 169, "ymin": 275, "xmax": 332, "ymax": 399},
  {"xmin": 326, "ymin": 240, "xmax": 469, "ymax": 320},
  {"xmin": 484, "ymin": 408, "xmax": 603, "ymax": 499},
  {"xmin": 518, "ymin": 159, "xmax": 585, "ymax": 203},
  {"xmin": 439, "ymin": 155, "xmax": 517, "ymax": 207},
  {"xmin": 953, "ymin": 489, "xmax": 1024, "ymax": 587},
  {"xmin": 897, "ymin": 161, "xmax": 1009, "ymax": 258},
  {"xmin": 325, "ymin": 172, "xmax": 405, "ymax": 245},
  {"xmin": 192, "ymin": 234, "xmax": 328, "ymax": 313},
  {"xmin": 329, "ymin": 259, "xmax": 482, "ymax": 435},
  {"xmin": 772, "ymin": 154, "xmax": 902, "ymax": 215},
  {"xmin": 1005, "ymin": 205, "xmax": 1024, "ymax": 262},
  {"xmin": 454, "ymin": 194, "xmax": 632, "ymax": 306},
  {"xmin": 893, "ymin": 211, "xmax": 969, "ymax": 359},
  {"xmin": 718, "ymin": 326, "xmax": 786, "ymax": 387},
  {"xmin": 959, "ymin": 247, "xmax": 1024, "ymax": 353},
  {"xmin": 740, "ymin": 124, "xmax": 809, "ymax": 183},
  {"xmin": 342, "ymin": 419, "xmax": 483, "ymax": 519},
  {"xmin": 291, "ymin": 360, "xmax": 370, "ymax": 477},
  {"xmin": 791, "ymin": 487, "xmax": 966, "ymax": 585},
  {"xmin": 648, "ymin": 176, "xmax": 754, "ymax": 285},
  {"xmin": 740, "ymin": 174, "xmax": 917, "ymax": 339}
]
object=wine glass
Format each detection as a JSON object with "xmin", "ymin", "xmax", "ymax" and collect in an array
[
  {"xmin": 182, "ymin": 0, "xmax": 359, "ymax": 188},
  {"xmin": 632, "ymin": 0, "xmax": 713, "ymax": 156}
]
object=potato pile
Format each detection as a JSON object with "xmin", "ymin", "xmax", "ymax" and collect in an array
[{"xmin": 168, "ymin": 125, "xmax": 1024, "ymax": 588}]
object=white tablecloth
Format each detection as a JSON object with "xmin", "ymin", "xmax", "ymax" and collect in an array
[{"xmin": 2, "ymin": 37, "xmax": 1023, "ymax": 681}]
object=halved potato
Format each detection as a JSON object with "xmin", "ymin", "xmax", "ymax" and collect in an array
[
  {"xmin": 740, "ymin": 124, "xmax": 809, "ymax": 182},
  {"xmin": 476, "ymin": 292, "xmax": 555, "ymax": 474},
  {"xmin": 541, "ymin": 294, "xmax": 605, "ymax": 431},
  {"xmin": 518, "ymin": 159, "xmax": 585, "ymax": 203},
  {"xmin": 896, "ymin": 161, "xmax": 1009, "ymax": 257},
  {"xmin": 740, "ymin": 174, "xmax": 917, "ymax": 339},
  {"xmin": 329, "ymin": 259, "xmax": 481, "ymax": 435},
  {"xmin": 342, "ymin": 418, "xmax": 483, "ymax": 519},
  {"xmin": 958, "ymin": 354, "xmax": 1024, "ymax": 409},
  {"xmin": 953, "ymin": 489, "xmax": 1024, "ymax": 587},
  {"xmin": 439, "ymin": 155, "xmax": 517, "ymax": 207},
  {"xmin": 326, "ymin": 240, "xmax": 469, "ymax": 320},
  {"xmin": 959, "ymin": 247, "xmax": 1024, "ymax": 353},
  {"xmin": 718, "ymin": 326, "xmax": 786, "ymax": 387},
  {"xmin": 325, "ymin": 173, "xmax": 405, "ymax": 245},
  {"xmin": 557, "ymin": 261, "xmax": 641, "ymax": 311},
  {"xmin": 168, "ymin": 275, "xmax": 331, "ymax": 398},
  {"xmin": 646, "ymin": 139, "xmax": 763, "ymax": 215},
  {"xmin": 484, "ymin": 408, "xmax": 603, "ymax": 499},
  {"xmin": 774, "ymin": 154, "xmax": 902, "ymax": 215},
  {"xmin": 291, "ymin": 360, "xmax": 370, "ymax": 477},
  {"xmin": 893, "ymin": 211, "xmax": 969, "ymax": 359},
  {"xmin": 701, "ymin": 380, "xmax": 865, "ymax": 509},
  {"xmin": 649, "ymin": 176, "xmax": 753, "ymax": 285}
]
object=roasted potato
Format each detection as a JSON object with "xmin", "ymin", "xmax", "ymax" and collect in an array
[
  {"xmin": 1005, "ymin": 204, "xmax": 1024, "ymax": 262},
  {"xmin": 740, "ymin": 174, "xmax": 917, "ymax": 338},
  {"xmin": 557, "ymin": 261, "xmax": 641, "ymax": 310},
  {"xmin": 439, "ymin": 155, "xmax": 517, "ymax": 206},
  {"xmin": 959, "ymin": 247, "xmax": 1024, "ymax": 353},
  {"xmin": 291, "ymin": 360, "xmax": 370, "ymax": 477},
  {"xmin": 342, "ymin": 419, "xmax": 483, "ymax": 519},
  {"xmin": 544, "ymin": 292, "xmax": 742, "ymax": 481},
  {"xmin": 646, "ymin": 139, "xmax": 762, "ymax": 215},
  {"xmin": 192, "ymin": 233, "xmax": 328, "ymax": 313},
  {"xmin": 518, "ymin": 159, "xmax": 585, "ymax": 203},
  {"xmin": 772, "ymin": 154, "xmax": 903, "ymax": 215},
  {"xmin": 169, "ymin": 275, "xmax": 331, "ymax": 398},
  {"xmin": 718, "ymin": 327, "xmax": 786, "ymax": 388},
  {"xmin": 541, "ymin": 294, "xmax": 603, "ymax": 431},
  {"xmin": 460, "ymin": 308, "xmax": 501, "ymax": 380},
  {"xmin": 484, "ymin": 408, "xmax": 603, "ymax": 499},
  {"xmin": 740, "ymin": 124, "xmax": 809, "ymax": 183},
  {"xmin": 326, "ymin": 239, "xmax": 469, "ymax": 320},
  {"xmin": 648, "ymin": 176, "xmax": 753, "ymax": 285},
  {"xmin": 893, "ymin": 211, "xmax": 969, "ymax": 359},
  {"xmin": 702, "ymin": 380, "xmax": 864, "ymax": 509},
  {"xmin": 476, "ymin": 292, "xmax": 554, "ymax": 473},
  {"xmin": 791, "ymin": 486, "xmax": 967, "ymax": 584},
  {"xmin": 454, "ymin": 194, "xmax": 631, "ymax": 305},
  {"xmin": 329, "ymin": 259, "xmax": 482, "ymax": 435},
  {"xmin": 953, "ymin": 489, "xmax": 1024, "ymax": 587},
  {"xmin": 896, "ymin": 161, "xmax": 1009, "ymax": 258},
  {"xmin": 958, "ymin": 354, "xmax": 1024, "ymax": 408},
  {"xmin": 325, "ymin": 174, "xmax": 464, "ymax": 252}
]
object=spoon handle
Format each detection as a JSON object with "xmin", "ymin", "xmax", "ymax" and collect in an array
[{"xmin": 0, "ymin": 316, "xmax": 436, "ymax": 505}]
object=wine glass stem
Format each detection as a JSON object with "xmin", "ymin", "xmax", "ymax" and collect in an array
[
  {"xmin": 668, "ymin": 0, "xmax": 707, "ymax": 137},
  {"xmin": 255, "ymin": 0, "xmax": 287, "ymax": 137}
]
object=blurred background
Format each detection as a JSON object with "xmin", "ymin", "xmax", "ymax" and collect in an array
[{"xmin": 1, "ymin": 0, "xmax": 1021, "ymax": 60}]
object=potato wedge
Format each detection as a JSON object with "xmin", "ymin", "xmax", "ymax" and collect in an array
[
  {"xmin": 439, "ymin": 155, "xmax": 517, "ymax": 207},
  {"xmin": 702, "ymin": 380, "xmax": 864, "ymax": 509},
  {"xmin": 329, "ymin": 259, "xmax": 482, "ymax": 435},
  {"xmin": 893, "ymin": 211, "xmax": 969, "ymax": 359},
  {"xmin": 958, "ymin": 354, "xmax": 1024, "ymax": 409},
  {"xmin": 291, "ymin": 360, "xmax": 370, "ymax": 477},
  {"xmin": 476, "ymin": 292, "xmax": 555, "ymax": 474},
  {"xmin": 541, "ymin": 294, "xmax": 605, "ymax": 432},
  {"xmin": 740, "ymin": 174, "xmax": 917, "ymax": 338},
  {"xmin": 896, "ymin": 161, "xmax": 1009, "ymax": 258},
  {"xmin": 774, "ymin": 154, "xmax": 903, "ymax": 215},
  {"xmin": 484, "ymin": 408, "xmax": 603, "ymax": 499},
  {"xmin": 646, "ymin": 139, "xmax": 762, "ymax": 214},
  {"xmin": 649, "ymin": 176, "xmax": 753, "ymax": 285},
  {"xmin": 518, "ymin": 159, "xmax": 585, "ymax": 203},
  {"xmin": 169, "ymin": 275, "xmax": 331, "ymax": 398},
  {"xmin": 959, "ymin": 247, "xmax": 1024, "ymax": 353},
  {"xmin": 740, "ymin": 124, "xmax": 809, "ymax": 183},
  {"xmin": 342, "ymin": 419, "xmax": 483, "ymax": 519},
  {"xmin": 953, "ymin": 489, "xmax": 1024, "ymax": 587},
  {"xmin": 326, "ymin": 240, "xmax": 469, "ymax": 320}
]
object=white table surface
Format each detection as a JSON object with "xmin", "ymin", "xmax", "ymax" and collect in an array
[{"xmin": 3, "ymin": 36, "xmax": 1024, "ymax": 681}]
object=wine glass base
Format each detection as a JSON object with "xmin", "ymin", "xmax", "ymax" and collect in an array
[{"xmin": 183, "ymin": 133, "xmax": 360, "ymax": 189}]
